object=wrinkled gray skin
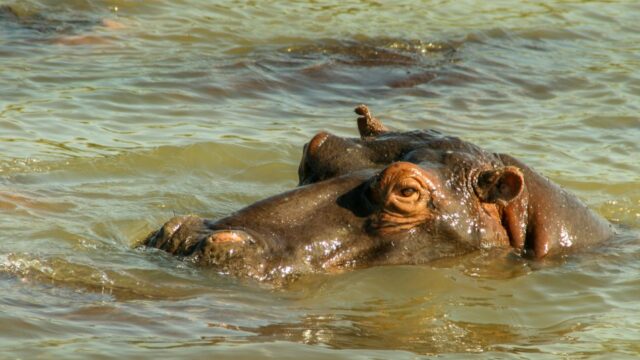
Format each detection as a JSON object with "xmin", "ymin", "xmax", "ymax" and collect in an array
[{"xmin": 144, "ymin": 106, "xmax": 613, "ymax": 282}]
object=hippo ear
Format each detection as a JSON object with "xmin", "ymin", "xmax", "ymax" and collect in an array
[
  {"xmin": 355, "ymin": 104, "xmax": 388, "ymax": 137},
  {"xmin": 473, "ymin": 166, "xmax": 524, "ymax": 205}
]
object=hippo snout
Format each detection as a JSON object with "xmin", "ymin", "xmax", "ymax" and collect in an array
[
  {"xmin": 145, "ymin": 215, "xmax": 206, "ymax": 255},
  {"xmin": 145, "ymin": 216, "xmax": 265, "ymax": 269}
]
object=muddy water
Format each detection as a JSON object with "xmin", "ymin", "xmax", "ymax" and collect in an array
[{"xmin": 1, "ymin": 0, "xmax": 639, "ymax": 358}]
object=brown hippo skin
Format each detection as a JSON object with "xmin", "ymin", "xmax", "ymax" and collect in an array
[{"xmin": 144, "ymin": 105, "xmax": 613, "ymax": 281}]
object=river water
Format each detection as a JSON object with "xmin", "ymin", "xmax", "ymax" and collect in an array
[{"xmin": 1, "ymin": 0, "xmax": 639, "ymax": 358}]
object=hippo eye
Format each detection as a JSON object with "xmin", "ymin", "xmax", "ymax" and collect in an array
[{"xmin": 399, "ymin": 187, "xmax": 417, "ymax": 197}]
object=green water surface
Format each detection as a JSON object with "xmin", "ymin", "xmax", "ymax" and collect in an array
[{"xmin": 1, "ymin": 0, "xmax": 639, "ymax": 358}]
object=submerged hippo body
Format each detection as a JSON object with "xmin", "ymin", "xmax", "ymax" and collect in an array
[{"xmin": 144, "ymin": 106, "xmax": 613, "ymax": 281}]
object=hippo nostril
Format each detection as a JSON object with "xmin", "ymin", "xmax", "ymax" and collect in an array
[
  {"xmin": 207, "ymin": 230, "xmax": 251, "ymax": 244},
  {"xmin": 146, "ymin": 215, "xmax": 202, "ymax": 251}
]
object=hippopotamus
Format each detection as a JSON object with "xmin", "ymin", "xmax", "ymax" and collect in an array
[{"xmin": 144, "ymin": 105, "xmax": 613, "ymax": 281}]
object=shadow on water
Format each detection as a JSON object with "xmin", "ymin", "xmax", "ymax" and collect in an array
[
  {"xmin": 0, "ymin": 2, "xmax": 124, "ymax": 45},
  {"xmin": 0, "ymin": 4, "xmax": 97, "ymax": 35},
  {"xmin": 213, "ymin": 37, "xmax": 465, "ymax": 103}
]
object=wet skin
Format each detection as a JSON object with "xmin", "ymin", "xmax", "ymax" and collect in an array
[{"xmin": 144, "ymin": 105, "xmax": 613, "ymax": 281}]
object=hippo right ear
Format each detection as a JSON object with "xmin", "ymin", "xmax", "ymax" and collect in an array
[{"xmin": 473, "ymin": 166, "xmax": 524, "ymax": 205}]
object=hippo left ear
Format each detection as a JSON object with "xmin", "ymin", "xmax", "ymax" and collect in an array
[
  {"xmin": 355, "ymin": 104, "xmax": 388, "ymax": 137},
  {"xmin": 473, "ymin": 166, "xmax": 524, "ymax": 205}
]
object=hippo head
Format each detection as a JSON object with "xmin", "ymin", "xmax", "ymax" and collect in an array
[{"xmin": 145, "ymin": 105, "xmax": 539, "ymax": 281}]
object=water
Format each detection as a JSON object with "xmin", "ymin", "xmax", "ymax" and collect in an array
[{"xmin": 1, "ymin": 0, "xmax": 639, "ymax": 358}]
